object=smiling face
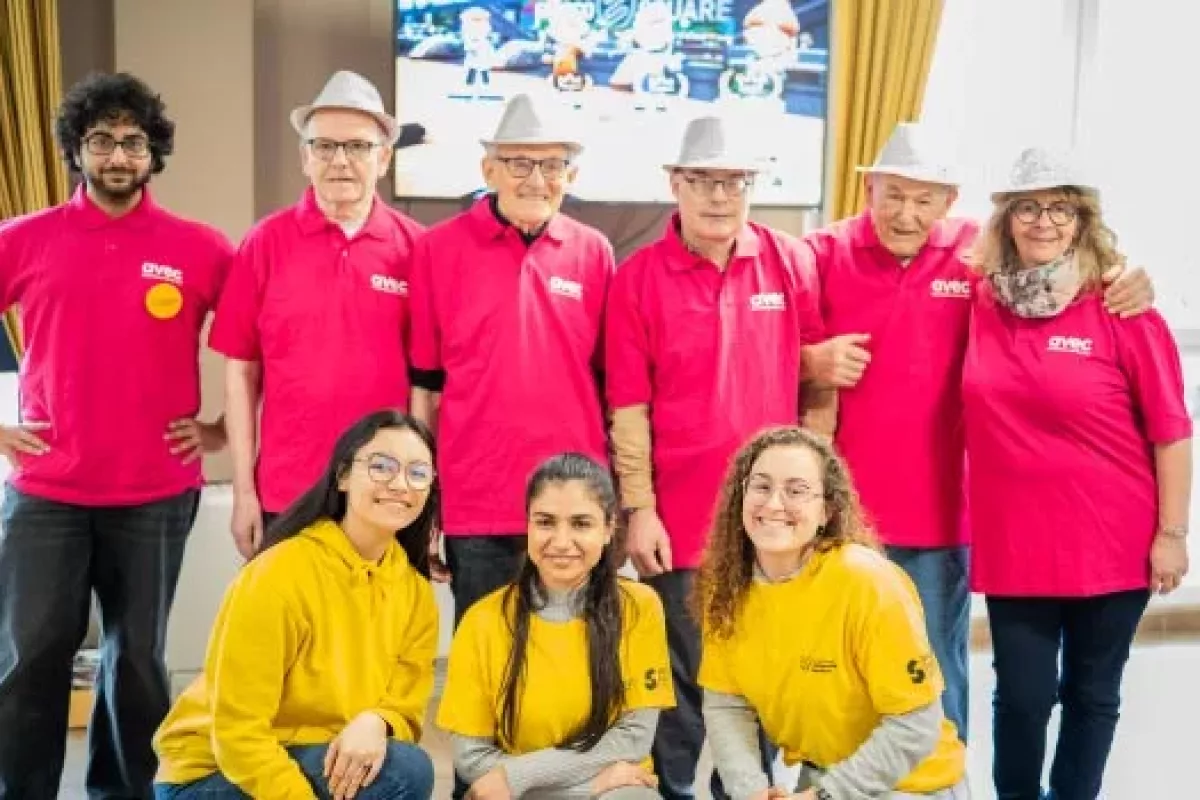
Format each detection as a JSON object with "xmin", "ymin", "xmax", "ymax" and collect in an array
[
  {"xmin": 526, "ymin": 479, "xmax": 614, "ymax": 592},
  {"xmin": 1007, "ymin": 188, "xmax": 1080, "ymax": 267},
  {"xmin": 740, "ymin": 444, "xmax": 829, "ymax": 560},
  {"xmin": 482, "ymin": 143, "xmax": 577, "ymax": 229},
  {"xmin": 300, "ymin": 108, "xmax": 392, "ymax": 214},
  {"xmin": 79, "ymin": 116, "xmax": 153, "ymax": 204},
  {"xmin": 337, "ymin": 427, "xmax": 435, "ymax": 537},
  {"xmin": 865, "ymin": 173, "xmax": 957, "ymax": 258}
]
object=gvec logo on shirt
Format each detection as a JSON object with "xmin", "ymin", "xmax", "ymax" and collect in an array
[
  {"xmin": 929, "ymin": 279, "xmax": 971, "ymax": 299},
  {"xmin": 749, "ymin": 292, "xmax": 786, "ymax": 311},
  {"xmin": 370, "ymin": 274, "xmax": 407, "ymax": 296},
  {"xmin": 141, "ymin": 261, "xmax": 183, "ymax": 285},
  {"xmin": 1047, "ymin": 335, "xmax": 1093, "ymax": 356},
  {"xmin": 549, "ymin": 276, "xmax": 583, "ymax": 301}
]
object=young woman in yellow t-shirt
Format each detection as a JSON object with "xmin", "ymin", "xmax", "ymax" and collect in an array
[
  {"xmin": 437, "ymin": 453, "xmax": 676, "ymax": 800},
  {"xmin": 152, "ymin": 410, "xmax": 441, "ymax": 800},
  {"xmin": 694, "ymin": 427, "xmax": 971, "ymax": 800}
]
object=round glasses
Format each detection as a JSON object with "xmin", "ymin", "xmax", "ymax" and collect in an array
[
  {"xmin": 83, "ymin": 132, "xmax": 151, "ymax": 159},
  {"xmin": 306, "ymin": 138, "xmax": 381, "ymax": 162},
  {"xmin": 679, "ymin": 172, "xmax": 755, "ymax": 198},
  {"xmin": 743, "ymin": 475, "xmax": 823, "ymax": 509},
  {"xmin": 495, "ymin": 156, "xmax": 571, "ymax": 180},
  {"xmin": 354, "ymin": 453, "xmax": 435, "ymax": 491},
  {"xmin": 1010, "ymin": 199, "xmax": 1078, "ymax": 226}
]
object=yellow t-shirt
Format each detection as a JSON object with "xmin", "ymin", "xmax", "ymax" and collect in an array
[
  {"xmin": 153, "ymin": 520, "xmax": 439, "ymax": 800},
  {"xmin": 698, "ymin": 544, "xmax": 966, "ymax": 794},
  {"xmin": 436, "ymin": 579, "xmax": 674, "ymax": 763}
]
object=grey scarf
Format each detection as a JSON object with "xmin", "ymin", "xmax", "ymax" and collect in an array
[{"xmin": 989, "ymin": 251, "xmax": 1082, "ymax": 318}]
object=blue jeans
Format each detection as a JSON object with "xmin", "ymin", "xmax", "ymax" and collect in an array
[
  {"xmin": 0, "ymin": 485, "xmax": 198, "ymax": 800},
  {"xmin": 886, "ymin": 546, "xmax": 971, "ymax": 742},
  {"xmin": 154, "ymin": 741, "xmax": 434, "ymax": 799},
  {"xmin": 986, "ymin": 589, "xmax": 1149, "ymax": 800}
]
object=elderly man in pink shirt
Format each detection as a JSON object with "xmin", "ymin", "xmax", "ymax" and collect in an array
[
  {"xmin": 802, "ymin": 123, "xmax": 1154, "ymax": 744},
  {"xmin": 212, "ymin": 71, "xmax": 425, "ymax": 557}
]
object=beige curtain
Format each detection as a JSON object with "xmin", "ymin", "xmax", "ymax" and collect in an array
[
  {"xmin": 0, "ymin": 0, "xmax": 70, "ymax": 360},
  {"xmin": 829, "ymin": 0, "xmax": 945, "ymax": 220}
]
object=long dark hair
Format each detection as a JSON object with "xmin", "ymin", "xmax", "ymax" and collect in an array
[
  {"xmin": 498, "ymin": 453, "xmax": 628, "ymax": 752},
  {"xmin": 260, "ymin": 409, "xmax": 438, "ymax": 578}
]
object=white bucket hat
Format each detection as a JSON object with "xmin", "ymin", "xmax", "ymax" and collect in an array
[
  {"xmin": 857, "ymin": 122, "xmax": 958, "ymax": 186},
  {"xmin": 479, "ymin": 93, "xmax": 583, "ymax": 154},
  {"xmin": 289, "ymin": 70, "xmax": 399, "ymax": 145},
  {"xmin": 991, "ymin": 146, "xmax": 1097, "ymax": 199},
  {"xmin": 662, "ymin": 116, "xmax": 759, "ymax": 172}
]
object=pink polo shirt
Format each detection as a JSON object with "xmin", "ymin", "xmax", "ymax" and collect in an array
[
  {"xmin": 963, "ymin": 286, "xmax": 1192, "ymax": 597},
  {"xmin": 606, "ymin": 216, "xmax": 825, "ymax": 569},
  {"xmin": 808, "ymin": 211, "xmax": 979, "ymax": 549},
  {"xmin": 0, "ymin": 186, "xmax": 232, "ymax": 505},
  {"xmin": 408, "ymin": 198, "xmax": 613, "ymax": 535},
  {"xmin": 210, "ymin": 189, "xmax": 423, "ymax": 513}
]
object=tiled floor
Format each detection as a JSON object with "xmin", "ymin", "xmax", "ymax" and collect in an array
[{"xmin": 61, "ymin": 642, "xmax": 1200, "ymax": 798}]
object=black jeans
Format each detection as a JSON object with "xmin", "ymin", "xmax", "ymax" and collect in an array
[
  {"xmin": 444, "ymin": 535, "xmax": 527, "ymax": 800},
  {"xmin": 645, "ymin": 570, "xmax": 775, "ymax": 800},
  {"xmin": 986, "ymin": 589, "xmax": 1150, "ymax": 800},
  {"xmin": 0, "ymin": 485, "xmax": 199, "ymax": 800}
]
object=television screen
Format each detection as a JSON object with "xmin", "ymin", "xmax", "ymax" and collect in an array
[{"xmin": 392, "ymin": 0, "xmax": 829, "ymax": 206}]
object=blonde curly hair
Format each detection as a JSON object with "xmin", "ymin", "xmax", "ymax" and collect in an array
[
  {"xmin": 968, "ymin": 187, "xmax": 1125, "ymax": 290},
  {"xmin": 691, "ymin": 427, "xmax": 879, "ymax": 641}
]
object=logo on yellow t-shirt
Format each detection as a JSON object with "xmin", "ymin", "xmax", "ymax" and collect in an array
[
  {"xmin": 643, "ymin": 666, "xmax": 669, "ymax": 691},
  {"xmin": 907, "ymin": 654, "xmax": 934, "ymax": 685},
  {"xmin": 145, "ymin": 282, "xmax": 183, "ymax": 320}
]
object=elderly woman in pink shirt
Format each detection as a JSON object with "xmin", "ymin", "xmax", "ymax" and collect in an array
[{"xmin": 962, "ymin": 147, "xmax": 1193, "ymax": 800}]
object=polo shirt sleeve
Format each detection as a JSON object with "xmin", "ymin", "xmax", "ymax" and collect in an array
[
  {"xmin": 784, "ymin": 236, "xmax": 826, "ymax": 345},
  {"xmin": 1113, "ymin": 310, "xmax": 1193, "ymax": 444},
  {"xmin": 209, "ymin": 235, "xmax": 264, "ymax": 361},
  {"xmin": 407, "ymin": 234, "xmax": 442, "ymax": 373},
  {"xmin": 205, "ymin": 231, "xmax": 237, "ymax": 311},
  {"xmin": 0, "ymin": 224, "xmax": 15, "ymax": 310},
  {"xmin": 604, "ymin": 260, "xmax": 653, "ymax": 408},
  {"xmin": 591, "ymin": 238, "xmax": 617, "ymax": 374}
]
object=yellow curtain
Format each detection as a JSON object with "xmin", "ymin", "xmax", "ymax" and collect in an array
[
  {"xmin": 829, "ymin": 0, "xmax": 945, "ymax": 220},
  {"xmin": 0, "ymin": 0, "xmax": 70, "ymax": 361}
]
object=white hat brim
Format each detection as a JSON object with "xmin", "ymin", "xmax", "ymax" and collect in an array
[
  {"xmin": 291, "ymin": 104, "xmax": 400, "ymax": 146},
  {"xmin": 990, "ymin": 180, "xmax": 1098, "ymax": 200},
  {"xmin": 479, "ymin": 136, "xmax": 584, "ymax": 154},
  {"xmin": 662, "ymin": 156, "xmax": 760, "ymax": 173},
  {"xmin": 856, "ymin": 164, "xmax": 959, "ymax": 186}
]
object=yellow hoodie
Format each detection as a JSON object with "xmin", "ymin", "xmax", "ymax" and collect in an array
[{"xmin": 153, "ymin": 519, "xmax": 438, "ymax": 799}]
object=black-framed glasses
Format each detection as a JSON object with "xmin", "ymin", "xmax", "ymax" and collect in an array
[
  {"xmin": 306, "ymin": 138, "xmax": 381, "ymax": 162},
  {"xmin": 353, "ymin": 453, "xmax": 435, "ymax": 490},
  {"xmin": 83, "ymin": 132, "xmax": 151, "ymax": 158},
  {"xmin": 1010, "ymin": 198, "xmax": 1078, "ymax": 226},
  {"xmin": 495, "ymin": 156, "xmax": 571, "ymax": 180},
  {"xmin": 680, "ymin": 172, "xmax": 755, "ymax": 198},
  {"xmin": 743, "ymin": 475, "xmax": 823, "ymax": 509}
]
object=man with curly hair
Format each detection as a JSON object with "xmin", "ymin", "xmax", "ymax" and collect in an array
[{"xmin": 0, "ymin": 72, "xmax": 233, "ymax": 798}]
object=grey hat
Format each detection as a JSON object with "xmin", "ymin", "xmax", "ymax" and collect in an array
[
  {"xmin": 289, "ymin": 70, "xmax": 399, "ymax": 145},
  {"xmin": 662, "ymin": 116, "xmax": 759, "ymax": 172},
  {"xmin": 991, "ymin": 146, "xmax": 1097, "ymax": 199},
  {"xmin": 857, "ymin": 122, "xmax": 958, "ymax": 186},
  {"xmin": 479, "ymin": 93, "xmax": 583, "ymax": 153}
]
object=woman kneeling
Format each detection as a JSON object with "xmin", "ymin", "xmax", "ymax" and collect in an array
[
  {"xmin": 438, "ymin": 453, "xmax": 675, "ymax": 799},
  {"xmin": 696, "ymin": 427, "xmax": 970, "ymax": 799},
  {"xmin": 153, "ymin": 410, "xmax": 440, "ymax": 800}
]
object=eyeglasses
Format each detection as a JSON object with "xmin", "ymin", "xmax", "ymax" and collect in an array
[
  {"xmin": 680, "ymin": 172, "xmax": 755, "ymax": 198},
  {"xmin": 83, "ymin": 132, "xmax": 151, "ymax": 159},
  {"xmin": 1010, "ymin": 199, "xmax": 1078, "ymax": 226},
  {"xmin": 495, "ymin": 156, "xmax": 571, "ymax": 180},
  {"xmin": 353, "ymin": 453, "xmax": 435, "ymax": 491},
  {"xmin": 306, "ymin": 138, "xmax": 381, "ymax": 162},
  {"xmin": 743, "ymin": 475, "xmax": 823, "ymax": 509}
]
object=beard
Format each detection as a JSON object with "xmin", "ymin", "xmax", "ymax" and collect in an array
[{"xmin": 86, "ymin": 166, "xmax": 151, "ymax": 203}]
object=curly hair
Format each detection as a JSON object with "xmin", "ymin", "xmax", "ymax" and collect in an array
[
  {"xmin": 54, "ymin": 72, "xmax": 175, "ymax": 174},
  {"xmin": 968, "ymin": 187, "xmax": 1125, "ymax": 291},
  {"xmin": 692, "ymin": 426, "xmax": 879, "ymax": 641}
]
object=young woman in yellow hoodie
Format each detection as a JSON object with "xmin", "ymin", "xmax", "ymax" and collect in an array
[
  {"xmin": 153, "ymin": 409, "xmax": 440, "ymax": 800},
  {"xmin": 436, "ymin": 453, "xmax": 676, "ymax": 799}
]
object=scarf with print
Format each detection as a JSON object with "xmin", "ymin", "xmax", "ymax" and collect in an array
[{"xmin": 989, "ymin": 250, "xmax": 1083, "ymax": 318}]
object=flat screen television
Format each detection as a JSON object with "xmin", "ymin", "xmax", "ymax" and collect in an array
[{"xmin": 392, "ymin": 0, "xmax": 829, "ymax": 206}]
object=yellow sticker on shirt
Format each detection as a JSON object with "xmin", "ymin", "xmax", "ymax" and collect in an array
[{"xmin": 145, "ymin": 282, "xmax": 183, "ymax": 320}]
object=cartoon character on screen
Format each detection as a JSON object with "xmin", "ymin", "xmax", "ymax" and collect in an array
[
  {"xmin": 543, "ymin": 1, "xmax": 595, "ymax": 95},
  {"xmin": 609, "ymin": 2, "xmax": 688, "ymax": 111},
  {"xmin": 720, "ymin": 0, "xmax": 798, "ymax": 109},
  {"xmin": 460, "ymin": 7, "xmax": 498, "ymax": 99}
]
